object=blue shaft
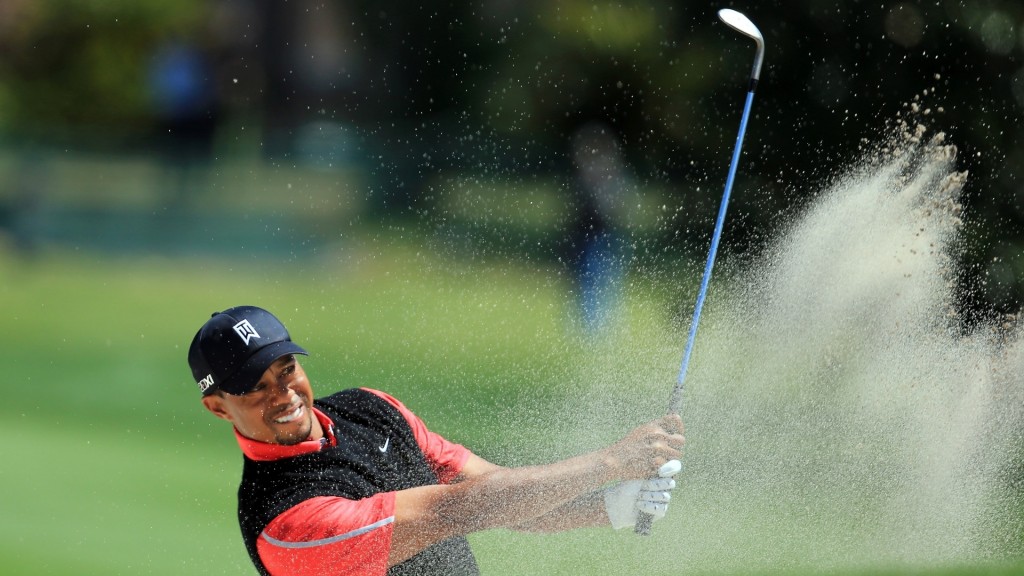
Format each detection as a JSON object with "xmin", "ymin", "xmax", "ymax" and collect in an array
[{"xmin": 668, "ymin": 88, "xmax": 756, "ymax": 415}]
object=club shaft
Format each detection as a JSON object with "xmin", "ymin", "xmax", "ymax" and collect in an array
[
  {"xmin": 668, "ymin": 87, "xmax": 755, "ymax": 414},
  {"xmin": 634, "ymin": 87, "xmax": 757, "ymax": 537}
]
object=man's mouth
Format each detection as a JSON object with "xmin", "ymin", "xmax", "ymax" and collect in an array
[{"xmin": 273, "ymin": 398, "xmax": 305, "ymax": 424}]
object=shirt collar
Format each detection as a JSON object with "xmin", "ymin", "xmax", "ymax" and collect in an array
[{"xmin": 234, "ymin": 405, "xmax": 336, "ymax": 462}]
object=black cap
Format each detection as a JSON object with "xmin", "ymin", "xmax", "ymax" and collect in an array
[{"xmin": 188, "ymin": 306, "xmax": 308, "ymax": 395}]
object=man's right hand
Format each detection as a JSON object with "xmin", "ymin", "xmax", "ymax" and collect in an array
[{"xmin": 603, "ymin": 415, "xmax": 685, "ymax": 480}]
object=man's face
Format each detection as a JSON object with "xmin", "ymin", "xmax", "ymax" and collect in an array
[{"xmin": 201, "ymin": 354, "xmax": 317, "ymax": 445}]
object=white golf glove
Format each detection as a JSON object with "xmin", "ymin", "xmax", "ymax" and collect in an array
[{"xmin": 603, "ymin": 459, "xmax": 682, "ymax": 530}]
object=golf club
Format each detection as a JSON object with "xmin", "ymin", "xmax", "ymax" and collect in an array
[{"xmin": 635, "ymin": 7, "xmax": 764, "ymax": 535}]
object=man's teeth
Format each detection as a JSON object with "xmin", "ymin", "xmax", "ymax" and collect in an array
[{"xmin": 274, "ymin": 402, "xmax": 303, "ymax": 423}]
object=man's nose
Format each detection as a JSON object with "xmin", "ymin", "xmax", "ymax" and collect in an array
[{"xmin": 270, "ymin": 378, "xmax": 294, "ymax": 397}]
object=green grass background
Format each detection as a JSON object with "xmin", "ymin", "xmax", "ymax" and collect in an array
[{"xmin": 2, "ymin": 244, "xmax": 1022, "ymax": 575}]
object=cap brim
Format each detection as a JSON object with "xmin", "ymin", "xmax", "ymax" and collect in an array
[{"xmin": 216, "ymin": 341, "xmax": 308, "ymax": 395}]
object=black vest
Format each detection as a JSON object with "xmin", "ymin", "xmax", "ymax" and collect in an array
[{"xmin": 237, "ymin": 388, "xmax": 479, "ymax": 575}]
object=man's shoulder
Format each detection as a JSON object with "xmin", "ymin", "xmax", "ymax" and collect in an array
[
  {"xmin": 314, "ymin": 388, "xmax": 405, "ymax": 419},
  {"xmin": 315, "ymin": 387, "xmax": 365, "ymax": 402},
  {"xmin": 315, "ymin": 387, "xmax": 400, "ymax": 406}
]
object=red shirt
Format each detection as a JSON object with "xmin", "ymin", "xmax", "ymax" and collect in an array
[{"xmin": 233, "ymin": 388, "xmax": 472, "ymax": 576}]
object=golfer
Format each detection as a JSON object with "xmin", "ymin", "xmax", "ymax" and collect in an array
[{"xmin": 188, "ymin": 305, "xmax": 684, "ymax": 575}]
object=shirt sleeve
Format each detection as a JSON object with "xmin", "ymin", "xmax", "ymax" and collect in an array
[
  {"xmin": 258, "ymin": 493, "xmax": 396, "ymax": 576},
  {"xmin": 363, "ymin": 388, "xmax": 472, "ymax": 483}
]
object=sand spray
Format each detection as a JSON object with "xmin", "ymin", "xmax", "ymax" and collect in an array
[{"xmin": 515, "ymin": 101, "xmax": 1024, "ymax": 573}]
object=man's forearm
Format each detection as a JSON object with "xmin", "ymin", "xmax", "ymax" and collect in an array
[
  {"xmin": 390, "ymin": 450, "xmax": 616, "ymax": 564},
  {"xmin": 389, "ymin": 415, "xmax": 683, "ymax": 565},
  {"xmin": 509, "ymin": 489, "xmax": 608, "ymax": 533},
  {"xmin": 439, "ymin": 450, "xmax": 617, "ymax": 532}
]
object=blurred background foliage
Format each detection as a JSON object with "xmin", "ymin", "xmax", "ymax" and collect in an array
[{"xmin": 1, "ymin": 0, "xmax": 1024, "ymax": 312}]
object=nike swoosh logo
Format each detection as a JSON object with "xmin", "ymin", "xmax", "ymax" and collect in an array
[{"xmin": 378, "ymin": 437, "xmax": 390, "ymax": 453}]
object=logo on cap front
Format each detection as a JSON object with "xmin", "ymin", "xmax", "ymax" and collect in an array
[{"xmin": 233, "ymin": 319, "xmax": 260, "ymax": 345}]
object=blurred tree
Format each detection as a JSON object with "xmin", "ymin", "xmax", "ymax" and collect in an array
[
  {"xmin": 233, "ymin": 0, "xmax": 1024, "ymax": 319},
  {"xmin": 453, "ymin": 0, "xmax": 1024, "ymax": 321},
  {"xmin": 2, "ymin": 0, "xmax": 1024, "ymax": 319},
  {"xmin": 0, "ymin": 0, "xmax": 208, "ymax": 144}
]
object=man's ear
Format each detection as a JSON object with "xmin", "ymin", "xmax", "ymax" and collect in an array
[{"xmin": 201, "ymin": 393, "xmax": 232, "ymax": 422}]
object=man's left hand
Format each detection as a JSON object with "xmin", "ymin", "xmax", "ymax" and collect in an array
[{"xmin": 604, "ymin": 459, "xmax": 681, "ymax": 529}]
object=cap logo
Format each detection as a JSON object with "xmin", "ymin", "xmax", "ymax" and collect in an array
[
  {"xmin": 233, "ymin": 319, "xmax": 260, "ymax": 345},
  {"xmin": 197, "ymin": 374, "xmax": 215, "ymax": 392}
]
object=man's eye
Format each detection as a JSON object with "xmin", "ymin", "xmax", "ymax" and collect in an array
[{"xmin": 282, "ymin": 365, "xmax": 295, "ymax": 376}]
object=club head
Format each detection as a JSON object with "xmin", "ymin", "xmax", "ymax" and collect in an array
[
  {"xmin": 717, "ymin": 8, "xmax": 765, "ymax": 81},
  {"xmin": 718, "ymin": 9, "xmax": 762, "ymax": 43}
]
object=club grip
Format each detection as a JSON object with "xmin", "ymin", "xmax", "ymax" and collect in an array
[{"xmin": 634, "ymin": 511, "xmax": 654, "ymax": 535}]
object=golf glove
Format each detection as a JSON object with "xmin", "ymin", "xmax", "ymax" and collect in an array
[{"xmin": 604, "ymin": 459, "xmax": 682, "ymax": 530}]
